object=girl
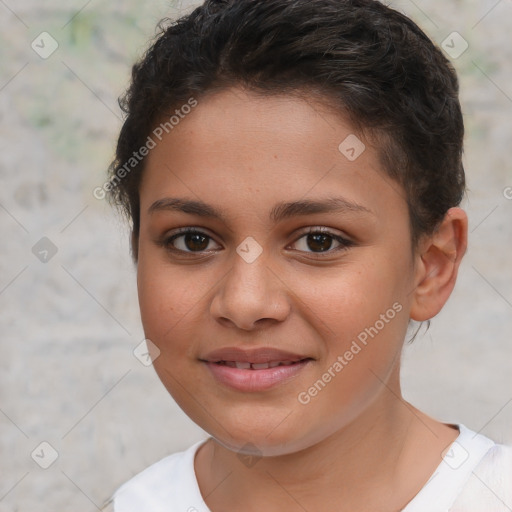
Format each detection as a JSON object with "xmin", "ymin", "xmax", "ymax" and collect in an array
[{"xmin": 102, "ymin": 1, "xmax": 512, "ymax": 510}]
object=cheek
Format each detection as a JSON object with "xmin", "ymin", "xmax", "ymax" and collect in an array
[
  {"xmin": 291, "ymin": 256, "xmax": 410, "ymax": 397},
  {"xmin": 136, "ymin": 259, "xmax": 207, "ymax": 408},
  {"xmin": 294, "ymin": 260, "xmax": 407, "ymax": 340},
  {"xmin": 136, "ymin": 256, "xmax": 203, "ymax": 353},
  {"xmin": 292, "ymin": 297, "xmax": 407, "ymax": 447}
]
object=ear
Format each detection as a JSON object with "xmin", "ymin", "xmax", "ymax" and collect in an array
[{"xmin": 409, "ymin": 207, "xmax": 468, "ymax": 321}]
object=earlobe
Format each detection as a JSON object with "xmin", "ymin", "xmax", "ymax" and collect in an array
[{"xmin": 410, "ymin": 207, "xmax": 468, "ymax": 321}]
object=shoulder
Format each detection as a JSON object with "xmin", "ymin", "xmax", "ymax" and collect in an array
[
  {"xmin": 403, "ymin": 424, "xmax": 512, "ymax": 512},
  {"xmin": 477, "ymin": 441, "xmax": 512, "ymax": 473},
  {"xmin": 450, "ymin": 431, "xmax": 512, "ymax": 512},
  {"xmin": 103, "ymin": 438, "xmax": 210, "ymax": 512}
]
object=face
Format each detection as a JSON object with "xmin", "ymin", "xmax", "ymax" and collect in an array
[{"xmin": 136, "ymin": 87, "xmax": 418, "ymax": 456}]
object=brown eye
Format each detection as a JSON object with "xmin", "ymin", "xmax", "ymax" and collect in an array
[
  {"xmin": 163, "ymin": 229, "xmax": 221, "ymax": 253},
  {"xmin": 182, "ymin": 233, "xmax": 209, "ymax": 251},
  {"xmin": 291, "ymin": 228, "xmax": 353, "ymax": 254},
  {"xmin": 305, "ymin": 233, "xmax": 334, "ymax": 252}
]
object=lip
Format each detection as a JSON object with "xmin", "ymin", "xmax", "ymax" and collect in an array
[
  {"xmin": 201, "ymin": 346, "xmax": 310, "ymax": 364},
  {"xmin": 200, "ymin": 347, "xmax": 313, "ymax": 392}
]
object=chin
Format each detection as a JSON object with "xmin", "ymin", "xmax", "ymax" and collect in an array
[
  {"xmin": 210, "ymin": 430, "xmax": 309, "ymax": 458},
  {"xmin": 178, "ymin": 400, "xmax": 308, "ymax": 455},
  {"xmin": 196, "ymin": 404, "xmax": 344, "ymax": 458}
]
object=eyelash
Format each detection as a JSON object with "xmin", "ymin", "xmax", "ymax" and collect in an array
[{"xmin": 158, "ymin": 227, "xmax": 354, "ymax": 258}]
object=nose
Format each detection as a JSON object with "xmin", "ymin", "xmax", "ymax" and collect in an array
[{"xmin": 209, "ymin": 251, "xmax": 291, "ymax": 331}]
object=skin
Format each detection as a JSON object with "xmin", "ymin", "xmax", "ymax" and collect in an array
[{"xmin": 135, "ymin": 87, "xmax": 468, "ymax": 511}]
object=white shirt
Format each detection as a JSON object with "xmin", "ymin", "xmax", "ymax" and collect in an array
[{"xmin": 104, "ymin": 424, "xmax": 512, "ymax": 511}]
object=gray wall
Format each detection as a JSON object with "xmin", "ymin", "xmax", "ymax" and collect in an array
[{"xmin": 1, "ymin": 0, "xmax": 511, "ymax": 510}]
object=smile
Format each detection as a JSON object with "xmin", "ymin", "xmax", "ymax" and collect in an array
[
  {"xmin": 203, "ymin": 357, "xmax": 313, "ymax": 392},
  {"xmin": 214, "ymin": 359, "xmax": 308, "ymax": 370}
]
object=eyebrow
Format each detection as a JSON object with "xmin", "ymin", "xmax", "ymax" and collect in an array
[{"xmin": 147, "ymin": 196, "xmax": 374, "ymax": 223}]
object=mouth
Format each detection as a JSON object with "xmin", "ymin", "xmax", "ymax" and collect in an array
[
  {"xmin": 212, "ymin": 358, "xmax": 311, "ymax": 370},
  {"xmin": 200, "ymin": 347, "xmax": 314, "ymax": 392},
  {"xmin": 201, "ymin": 346, "xmax": 312, "ymax": 365}
]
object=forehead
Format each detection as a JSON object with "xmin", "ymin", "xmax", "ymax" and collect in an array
[{"xmin": 139, "ymin": 87, "xmax": 407, "ymax": 228}]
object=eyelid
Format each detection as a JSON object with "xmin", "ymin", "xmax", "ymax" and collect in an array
[
  {"xmin": 158, "ymin": 226, "xmax": 354, "ymax": 256},
  {"xmin": 293, "ymin": 226, "xmax": 351, "ymax": 240},
  {"xmin": 288, "ymin": 226, "xmax": 354, "ymax": 253},
  {"xmin": 159, "ymin": 227, "xmax": 222, "ymax": 254},
  {"xmin": 167, "ymin": 226, "xmax": 217, "ymax": 239}
]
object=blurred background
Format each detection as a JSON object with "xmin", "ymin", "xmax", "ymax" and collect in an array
[{"xmin": 1, "ymin": 0, "xmax": 511, "ymax": 510}]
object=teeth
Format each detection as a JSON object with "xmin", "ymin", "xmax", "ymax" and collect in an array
[
  {"xmin": 218, "ymin": 360, "xmax": 304, "ymax": 369},
  {"xmin": 251, "ymin": 362, "xmax": 270, "ymax": 370}
]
